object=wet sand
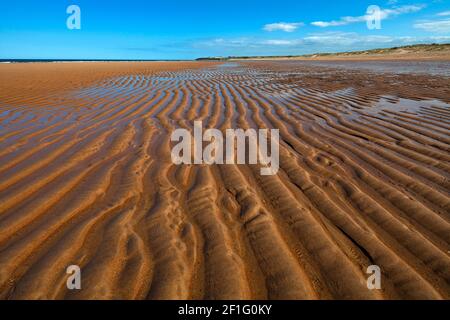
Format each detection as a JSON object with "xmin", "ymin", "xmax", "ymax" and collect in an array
[{"xmin": 0, "ymin": 60, "xmax": 449, "ymax": 300}]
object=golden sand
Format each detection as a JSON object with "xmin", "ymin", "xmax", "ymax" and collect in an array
[{"xmin": 0, "ymin": 61, "xmax": 449, "ymax": 299}]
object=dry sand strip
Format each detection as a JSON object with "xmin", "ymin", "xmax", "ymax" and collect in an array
[{"xmin": 0, "ymin": 61, "xmax": 449, "ymax": 300}]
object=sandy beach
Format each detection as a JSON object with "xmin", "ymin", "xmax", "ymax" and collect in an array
[{"xmin": 0, "ymin": 60, "xmax": 449, "ymax": 300}]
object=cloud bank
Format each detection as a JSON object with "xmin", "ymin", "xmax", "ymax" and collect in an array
[{"xmin": 414, "ymin": 19, "xmax": 450, "ymax": 33}]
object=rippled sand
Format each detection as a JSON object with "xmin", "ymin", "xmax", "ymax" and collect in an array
[{"xmin": 0, "ymin": 61, "xmax": 449, "ymax": 300}]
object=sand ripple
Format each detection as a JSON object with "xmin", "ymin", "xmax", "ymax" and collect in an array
[{"xmin": 0, "ymin": 61, "xmax": 449, "ymax": 299}]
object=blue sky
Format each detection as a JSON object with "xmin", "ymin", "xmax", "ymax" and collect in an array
[{"xmin": 1, "ymin": 0, "xmax": 449, "ymax": 59}]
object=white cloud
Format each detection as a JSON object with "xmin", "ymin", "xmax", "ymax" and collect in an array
[
  {"xmin": 312, "ymin": 16, "xmax": 366, "ymax": 27},
  {"xmin": 263, "ymin": 40, "xmax": 298, "ymax": 45},
  {"xmin": 437, "ymin": 11, "xmax": 450, "ymax": 16},
  {"xmin": 196, "ymin": 37, "xmax": 257, "ymax": 48},
  {"xmin": 311, "ymin": 4, "xmax": 425, "ymax": 27},
  {"xmin": 263, "ymin": 22, "xmax": 304, "ymax": 32},
  {"xmin": 414, "ymin": 19, "xmax": 450, "ymax": 33},
  {"xmin": 262, "ymin": 39, "xmax": 308, "ymax": 46},
  {"xmin": 379, "ymin": 4, "xmax": 426, "ymax": 17}
]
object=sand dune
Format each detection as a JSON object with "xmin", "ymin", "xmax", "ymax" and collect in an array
[{"xmin": 0, "ymin": 61, "xmax": 449, "ymax": 300}]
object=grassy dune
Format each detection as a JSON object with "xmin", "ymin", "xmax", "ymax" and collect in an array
[{"xmin": 197, "ymin": 43, "xmax": 450, "ymax": 61}]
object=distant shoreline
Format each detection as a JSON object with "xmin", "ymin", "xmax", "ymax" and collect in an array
[{"xmin": 196, "ymin": 43, "xmax": 450, "ymax": 61}]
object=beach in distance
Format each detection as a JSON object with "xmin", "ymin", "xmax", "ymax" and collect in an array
[{"xmin": 0, "ymin": 56, "xmax": 449, "ymax": 299}]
